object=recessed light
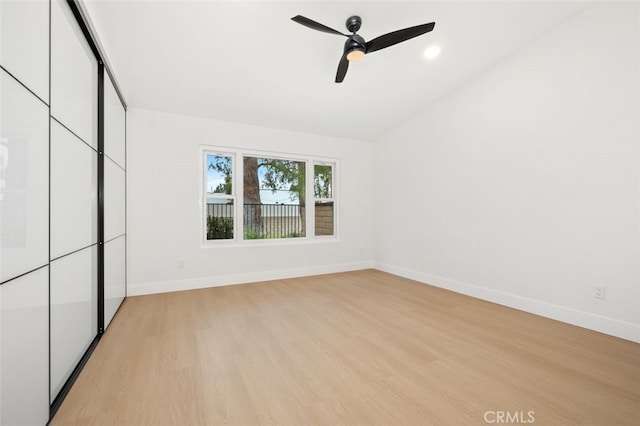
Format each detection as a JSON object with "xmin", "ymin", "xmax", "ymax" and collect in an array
[{"xmin": 424, "ymin": 45, "xmax": 441, "ymax": 59}]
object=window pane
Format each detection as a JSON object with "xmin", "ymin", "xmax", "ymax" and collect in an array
[
  {"xmin": 205, "ymin": 154, "xmax": 233, "ymax": 240},
  {"xmin": 206, "ymin": 154, "xmax": 232, "ymax": 195},
  {"xmin": 243, "ymin": 156, "xmax": 305, "ymax": 239},
  {"xmin": 314, "ymin": 164, "xmax": 332, "ymax": 199},
  {"xmin": 315, "ymin": 201, "xmax": 334, "ymax": 236},
  {"xmin": 206, "ymin": 200, "xmax": 234, "ymax": 240}
]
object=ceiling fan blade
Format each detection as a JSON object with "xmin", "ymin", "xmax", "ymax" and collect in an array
[
  {"xmin": 335, "ymin": 52, "xmax": 349, "ymax": 83},
  {"xmin": 365, "ymin": 22, "xmax": 435, "ymax": 54},
  {"xmin": 291, "ymin": 15, "xmax": 348, "ymax": 37}
]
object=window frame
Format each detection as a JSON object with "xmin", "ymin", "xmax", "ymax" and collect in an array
[
  {"xmin": 241, "ymin": 154, "xmax": 307, "ymax": 241},
  {"xmin": 313, "ymin": 161, "xmax": 337, "ymax": 238},
  {"xmin": 200, "ymin": 146, "xmax": 338, "ymax": 246},
  {"xmin": 202, "ymin": 150, "xmax": 237, "ymax": 242}
]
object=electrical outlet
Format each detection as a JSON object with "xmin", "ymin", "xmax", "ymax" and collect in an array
[
  {"xmin": 177, "ymin": 260, "xmax": 185, "ymax": 270},
  {"xmin": 594, "ymin": 285, "xmax": 606, "ymax": 299}
]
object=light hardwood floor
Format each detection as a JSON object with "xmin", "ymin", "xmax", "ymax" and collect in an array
[{"xmin": 51, "ymin": 270, "xmax": 640, "ymax": 425}]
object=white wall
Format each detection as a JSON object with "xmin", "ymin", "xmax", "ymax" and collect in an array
[
  {"xmin": 127, "ymin": 108, "xmax": 374, "ymax": 295},
  {"xmin": 374, "ymin": 2, "xmax": 640, "ymax": 342}
]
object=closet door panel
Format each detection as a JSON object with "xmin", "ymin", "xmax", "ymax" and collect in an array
[
  {"xmin": 104, "ymin": 235, "xmax": 125, "ymax": 328},
  {"xmin": 50, "ymin": 0, "xmax": 97, "ymax": 149},
  {"xmin": 104, "ymin": 74, "xmax": 126, "ymax": 169},
  {"xmin": 50, "ymin": 120, "xmax": 97, "ymax": 260},
  {"xmin": 0, "ymin": 0, "xmax": 50, "ymax": 102},
  {"xmin": 0, "ymin": 267, "xmax": 49, "ymax": 426},
  {"xmin": 104, "ymin": 157, "xmax": 125, "ymax": 241},
  {"xmin": 0, "ymin": 70, "xmax": 49, "ymax": 283},
  {"xmin": 50, "ymin": 246, "xmax": 98, "ymax": 400}
]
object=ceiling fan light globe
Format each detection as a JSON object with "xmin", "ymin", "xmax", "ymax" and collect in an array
[{"xmin": 346, "ymin": 49, "xmax": 365, "ymax": 62}]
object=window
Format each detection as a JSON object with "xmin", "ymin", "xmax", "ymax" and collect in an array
[
  {"xmin": 205, "ymin": 153, "xmax": 234, "ymax": 240},
  {"xmin": 202, "ymin": 148, "xmax": 336, "ymax": 243},
  {"xmin": 314, "ymin": 162, "xmax": 335, "ymax": 236},
  {"xmin": 243, "ymin": 156, "xmax": 305, "ymax": 240}
]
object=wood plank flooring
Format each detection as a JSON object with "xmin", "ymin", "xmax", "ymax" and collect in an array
[{"xmin": 51, "ymin": 270, "xmax": 640, "ymax": 425}]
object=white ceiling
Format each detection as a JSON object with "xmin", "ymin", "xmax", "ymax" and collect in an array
[{"xmin": 83, "ymin": 0, "xmax": 592, "ymax": 141}]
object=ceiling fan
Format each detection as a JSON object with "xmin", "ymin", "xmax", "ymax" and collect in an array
[{"xmin": 291, "ymin": 15, "xmax": 435, "ymax": 83}]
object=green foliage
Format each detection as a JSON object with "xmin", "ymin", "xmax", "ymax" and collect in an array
[
  {"xmin": 314, "ymin": 165, "xmax": 332, "ymax": 199},
  {"xmin": 208, "ymin": 156, "xmax": 233, "ymax": 195},
  {"xmin": 243, "ymin": 226, "xmax": 263, "ymax": 240},
  {"xmin": 210, "ymin": 155, "xmax": 308, "ymax": 204},
  {"xmin": 207, "ymin": 216, "xmax": 233, "ymax": 240},
  {"xmin": 258, "ymin": 158, "xmax": 306, "ymax": 204},
  {"xmin": 242, "ymin": 227, "xmax": 302, "ymax": 240}
]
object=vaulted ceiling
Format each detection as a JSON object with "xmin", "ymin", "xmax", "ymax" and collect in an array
[{"xmin": 83, "ymin": 0, "xmax": 591, "ymax": 141}]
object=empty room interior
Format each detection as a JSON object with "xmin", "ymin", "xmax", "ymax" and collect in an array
[{"xmin": 0, "ymin": 0, "xmax": 639, "ymax": 425}]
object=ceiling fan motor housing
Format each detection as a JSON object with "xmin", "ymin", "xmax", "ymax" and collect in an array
[
  {"xmin": 344, "ymin": 33, "xmax": 366, "ymax": 55},
  {"xmin": 346, "ymin": 15, "xmax": 362, "ymax": 33}
]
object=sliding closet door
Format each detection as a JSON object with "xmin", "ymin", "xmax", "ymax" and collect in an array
[
  {"xmin": 0, "ymin": 0, "xmax": 50, "ymax": 424},
  {"xmin": 2, "ymin": 0, "xmax": 127, "ymax": 420},
  {"xmin": 49, "ymin": 0, "xmax": 99, "ymax": 402},
  {"xmin": 103, "ymin": 73, "xmax": 126, "ymax": 328}
]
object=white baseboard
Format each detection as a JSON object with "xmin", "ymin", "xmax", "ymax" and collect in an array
[
  {"xmin": 375, "ymin": 262, "xmax": 640, "ymax": 344},
  {"xmin": 127, "ymin": 261, "xmax": 374, "ymax": 297}
]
